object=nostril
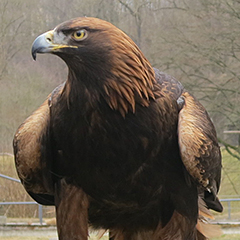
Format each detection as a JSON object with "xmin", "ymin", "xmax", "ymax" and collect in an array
[{"xmin": 46, "ymin": 37, "xmax": 52, "ymax": 42}]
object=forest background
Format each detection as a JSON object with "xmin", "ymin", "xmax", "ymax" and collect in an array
[
  {"xmin": 1, "ymin": 0, "xmax": 240, "ymax": 159},
  {"xmin": 1, "ymin": 0, "xmax": 240, "ymax": 228}
]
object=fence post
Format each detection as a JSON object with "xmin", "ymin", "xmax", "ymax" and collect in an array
[
  {"xmin": 38, "ymin": 204, "xmax": 43, "ymax": 224},
  {"xmin": 227, "ymin": 201, "xmax": 231, "ymax": 219}
]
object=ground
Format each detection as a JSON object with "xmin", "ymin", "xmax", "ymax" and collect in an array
[
  {"xmin": 0, "ymin": 234, "xmax": 239, "ymax": 240},
  {"xmin": 0, "ymin": 227, "xmax": 240, "ymax": 240}
]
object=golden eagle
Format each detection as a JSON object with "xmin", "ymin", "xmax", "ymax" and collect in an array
[{"xmin": 13, "ymin": 17, "xmax": 222, "ymax": 240}]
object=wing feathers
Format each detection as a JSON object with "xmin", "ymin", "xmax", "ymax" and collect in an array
[
  {"xmin": 13, "ymin": 84, "xmax": 64, "ymax": 203},
  {"xmin": 178, "ymin": 92, "xmax": 221, "ymax": 190},
  {"xmin": 13, "ymin": 98, "xmax": 51, "ymax": 193}
]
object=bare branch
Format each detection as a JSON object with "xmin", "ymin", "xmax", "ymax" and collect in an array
[
  {"xmin": 118, "ymin": 0, "xmax": 135, "ymax": 16},
  {"xmin": 218, "ymin": 138, "xmax": 240, "ymax": 160}
]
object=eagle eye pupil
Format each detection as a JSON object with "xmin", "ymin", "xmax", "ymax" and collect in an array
[{"xmin": 72, "ymin": 29, "xmax": 87, "ymax": 41}]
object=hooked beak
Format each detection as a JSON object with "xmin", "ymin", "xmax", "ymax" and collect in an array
[
  {"xmin": 31, "ymin": 30, "xmax": 55, "ymax": 60},
  {"xmin": 31, "ymin": 30, "xmax": 77, "ymax": 60}
]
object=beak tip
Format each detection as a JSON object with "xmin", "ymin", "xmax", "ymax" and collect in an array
[
  {"xmin": 32, "ymin": 51, "xmax": 37, "ymax": 61},
  {"xmin": 31, "ymin": 30, "xmax": 54, "ymax": 60}
]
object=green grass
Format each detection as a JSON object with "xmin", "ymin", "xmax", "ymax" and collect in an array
[
  {"xmin": 218, "ymin": 149, "xmax": 240, "ymax": 197},
  {"xmin": 211, "ymin": 149, "xmax": 240, "ymax": 222},
  {"xmin": 0, "ymin": 154, "xmax": 55, "ymax": 218},
  {"xmin": 213, "ymin": 234, "xmax": 240, "ymax": 240}
]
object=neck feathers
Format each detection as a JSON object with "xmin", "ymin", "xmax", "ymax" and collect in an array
[
  {"xmin": 64, "ymin": 30, "xmax": 158, "ymax": 117},
  {"xmin": 103, "ymin": 34, "xmax": 157, "ymax": 117}
]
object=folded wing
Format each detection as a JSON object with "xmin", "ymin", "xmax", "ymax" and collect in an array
[
  {"xmin": 154, "ymin": 68, "xmax": 222, "ymax": 212},
  {"xmin": 178, "ymin": 91, "xmax": 222, "ymax": 212},
  {"xmin": 13, "ymin": 83, "xmax": 65, "ymax": 205}
]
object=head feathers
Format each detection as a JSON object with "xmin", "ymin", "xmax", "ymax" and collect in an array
[{"xmin": 53, "ymin": 17, "xmax": 158, "ymax": 116}]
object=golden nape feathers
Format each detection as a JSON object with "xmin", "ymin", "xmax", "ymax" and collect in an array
[{"xmin": 14, "ymin": 17, "xmax": 222, "ymax": 240}]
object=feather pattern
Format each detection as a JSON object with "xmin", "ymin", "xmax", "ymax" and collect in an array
[
  {"xmin": 13, "ymin": 17, "xmax": 222, "ymax": 240},
  {"xmin": 178, "ymin": 92, "xmax": 221, "ymax": 191},
  {"xmin": 103, "ymin": 30, "xmax": 157, "ymax": 117}
]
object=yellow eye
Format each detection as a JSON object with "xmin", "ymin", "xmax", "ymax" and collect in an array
[{"xmin": 72, "ymin": 29, "xmax": 87, "ymax": 41}]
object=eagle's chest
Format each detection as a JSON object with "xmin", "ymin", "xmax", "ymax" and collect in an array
[{"xmin": 51, "ymin": 102, "xmax": 178, "ymax": 198}]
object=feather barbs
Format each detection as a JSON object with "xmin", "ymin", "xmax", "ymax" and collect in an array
[{"xmin": 102, "ymin": 36, "xmax": 156, "ymax": 116}]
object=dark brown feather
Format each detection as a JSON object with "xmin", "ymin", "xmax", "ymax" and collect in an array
[
  {"xmin": 13, "ymin": 98, "xmax": 51, "ymax": 193},
  {"xmin": 55, "ymin": 179, "xmax": 89, "ymax": 240},
  {"xmin": 14, "ymin": 17, "xmax": 222, "ymax": 240},
  {"xmin": 178, "ymin": 91, "xmax": 222, "ymax": 212},
  {"xmin": 13, "ymin": 83, "xmax": 65, "ymax": 205}
]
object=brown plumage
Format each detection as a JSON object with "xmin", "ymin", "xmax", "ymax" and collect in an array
[{"xmin": 13, "ymin": 17, "xmax": 222, "ymax": 240}]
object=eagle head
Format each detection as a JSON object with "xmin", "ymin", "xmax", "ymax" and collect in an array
[
  {"xmin": 32, "ymin": 18, "xmax": 119, "ymax": 72},
  {"xmin": 31, "ymin": 17, "xmax": 156, "ymax": 116}
]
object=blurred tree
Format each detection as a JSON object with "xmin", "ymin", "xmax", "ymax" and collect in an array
[
  {"xmin": 0, "ymin": 0, "xmax": 239, "ymax": 158},
  {"xmin": 0, "ymin": 1, "xmax": 25, "ymax": 80},
  {"xmin": 147, "ymin": 0, "xmax": 240, "ymax": 152}
]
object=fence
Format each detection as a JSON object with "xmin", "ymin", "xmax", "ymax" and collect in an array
[
  {"xmin": 0, "ymin": 173, "xmax": 44, "ymax": 224},
  {"xmin": 220, "ymin": 198, "xmax": 240, "ymax": 220},
  {"xmin": 1, "ymin": 173, "xmax": 240, "ymax": 224}
]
